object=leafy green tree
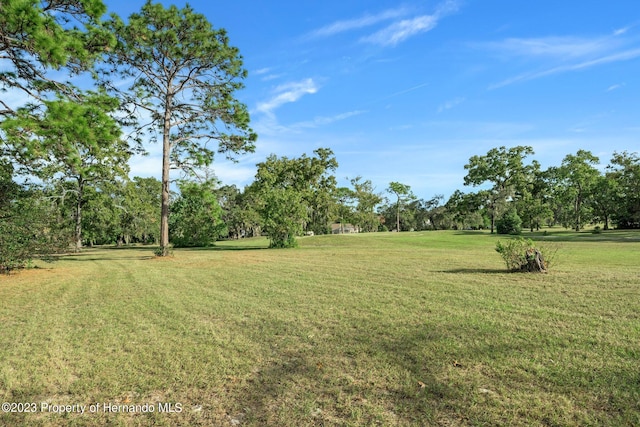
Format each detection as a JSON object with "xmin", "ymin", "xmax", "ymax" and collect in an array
[
  {"xmin": 90, "ymin": 177, "xmax": 162, "ymax": 245},
  {"xmin": 348, "ymin": 176, "xmax": 383, "ymax": 232},
  {"xmin": 514, "ymin": 163, "xmax": 553, "ymax": 232},
  {"xmin": 251, "ymin": 150, "xmax": 337, "ymax": 247},
  {"xmin": 555, "ymin": 150, "xmax": 600, "ymax": 231},
  {"xmin": 424, "ymin": 194, "xmax": 447, "ymax": 230},
  {"xmin": 103, "ymin": 1, "xmax": 256, "ymax": 256},
  {"xmin": 496, "ymin": 208, "xmax": 522, "ymax": 235},
  {"xmin": 2, "ymin": 91, "xmax": 129, "ymax": 250},
  {"xmin": 216, "ymin": 184, "xmax": 263, "ymax": 239},
  {"xmin": 121, "ymin": 177, "xmax": 162, "ymax": 244},
  {"xmin": 258, "ymin": 187, "xmax": 307, "ymax": 248},
  {"xmin": 607, "ymin": 151, "xmax": 640, "ymax": 229},
  {"xmin": 333, "ymin": 187, "xmax": 355, "ymax": 234},
  {"xmin": 464, "ymin": 146, "xmax": 535, "ymax": 233},
  {"xmin": 386, "ymin": 181, "xmax": 414, "ymax": 231},
  {"xmin": 169, "ymin": 179, "xmax": 226, "ymax": 247},
  {"xmin": 250, "ymin": 154, "xmax": 305, "ymax": 247},
  {"xmin": 299, "ymin": 148, "xmax": 339, "ymax": 235},
  {"xmin": 444, "ymin": 190, "xmax": 488, "ymax": 230},
  {"xmin": 591, "ymin": 174, "xmax": 620, "ymax": 230},
  {"xmin": 81, "ymin": 185, "xmax": 120, "ymax": 245},
  {"xmin": 216, "ymin": 184, "xmax": 241, "ymax": 238}
]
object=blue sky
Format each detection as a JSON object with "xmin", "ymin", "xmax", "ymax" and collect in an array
[{"xmin": 110, "ymin": 0, "xmax": 640, "ymax": 200}]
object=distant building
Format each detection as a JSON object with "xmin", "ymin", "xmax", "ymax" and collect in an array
[{"xmin": 331, "ymin": 223, "xmax": 359, "ymax": 234}]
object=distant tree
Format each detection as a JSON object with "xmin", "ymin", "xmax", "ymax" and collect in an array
[
  {"xmin": 259, "ymin": 187, "xmax": 307, "ymax": 248},
  {"xmin": 424, "ymin": 194, "xmax": 447, "ymax": 230},
  {"xmin": 464, "ymin": 146, "xmax": 535, "ymax": 233},
  {"xmin": 169, "ymin": 179, "xmax": 226, "ymax": 247},
  {"xmin": 607, "ymin": 151, "xmax": 640, "ymax": 229},
  {"xmin": 556, "ymin": 150, "xmax": 600, "ymax": 231},
  {"xmin": 103, "ymin": 1, "xmax": 256, "ymax": 255},
  {"xmin": 2, "ymin": 91, "xmax": 129, "ymax": 250},
  {"xmin": 250, "ymin": 155, "xmax": 306, "ymax": 247},
  {"xmin": 333, "ymin": 187, "xmax": 355, "ymax": 234},
  {"xmin": 387, "ymin": 181, "xmax": 414, "ymax": 231},
  {"xmin": 444, "ymin": 190, "xmax": 489, "ymax": 230},
  {"xmin": 496, "ymin": 208, "xmax": 522, "ymax": 235},
  {"xmin": 108, "ymin": 177, "xmax": 162, "ymax": 245},
  {"xmin": 216, "ymin": 183, "xmax": 262, "ymax": 239},
  {"xmin": 591, "ymin": 174, "xmax": 619, "ymax": 230},
  {"xmin": 349, "ymin": 176, "xmax": 383, "ymax": 232},
  {"xmin": 301, "ymin": 148, "xmax": 339, "ymax": 235},
  {"xmin": 81, "ymin": 185, "xmax": 120, "ymax": 245},
  {"xmin": 251, "ymin": 149, "xmax": 337, "ymax": 247},
  {"xmin": 515, "ymin": 163, "xmax": 553, "ymax": 232}
]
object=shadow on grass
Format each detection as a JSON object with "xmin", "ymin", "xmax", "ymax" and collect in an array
[
  {"xmin": 62, "ymin": 256, "xmax": 156, "ymax": 262},
  {"xmin": 52, "ymin": 248, "xmax": 156, "ymax": 262},
  {"xmin": 440, "ymin": 268, "xmax": 508, "ymax": 274},
  {"xmin": 178, "ymin": 245, "xmax": 269, "ymax": 252},
  {"xmin": 453, "ymin": 229, "xmax": 640, "ymax": 243},
  {"xmin": 228, "ymin": 313, "xmax": 640, "ymax": 426},
  {"xmin": 228, "ymin": 323, "xmax": 456, "ymax": 425}
]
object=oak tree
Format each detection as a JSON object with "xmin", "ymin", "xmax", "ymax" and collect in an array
[{"xmin": 464, "ymin": 146, "xmax": 535, "ymax": 233}]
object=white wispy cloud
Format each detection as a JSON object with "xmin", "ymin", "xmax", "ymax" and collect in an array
[
  {"xmin": 308, "ymin": 8, "xmax": 409, "ymax": 38},
  {"xmin": 256, "ymin": 78, "xmax": 319, "ymax": 117},
  {"xmin": 361, "ymin": 15, "xmax": 438, "ymax": 47},
  {"xmin": 489, "ymin": 47, "xmax": 640, "ymax": 89},
  {"xmin": 437, "ymin": 97, "xmax": 465, "ymax": 113},
  {"xmin": 362, "ymin": 82, "xmax": 429, "ymax": 106},
  {"xmin": 254, "ymin": 67, "xmax": 271, "ymax": 75},
  {"xmin": 361, "ymin": 0, "xmax": 460, "ymax": 47},
  {"xmin": 613, "ymin": 25, "xmax": 633, "ymax": 36},
  {"xmin": 607, "ymin": 83, "xmax": 625, "ymax": 92},
  {"xmin": 486, "ymin": 36, "xmax": 617, "ymax": 59},
  {"xmin": 290, "ymin": 110, "xmax": 366, "ymax": 130},
  {"xmin": 261, "ymin": 73, "xmax": 283, "ymax": 82},
  {"xmin": 481, "ymin": 26, "xmax": 640, "ymax": 89}
]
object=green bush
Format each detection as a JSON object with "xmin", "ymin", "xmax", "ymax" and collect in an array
[
  {"xmin": 496, "ymin": 209, "xmax": 522, "ymax": 235},
  {"xmin": 153, "ymin": 245, "xmax": 174, "ymax": 257},
  {"xmin": 0, "ymin": 196, "xmax": 67, "ymax": 273},
  {"xmin": 495, "ymin": 237, "xmax": 556, "ymax": 272}
]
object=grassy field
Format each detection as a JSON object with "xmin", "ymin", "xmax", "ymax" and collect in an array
[{"xmin": 1, "ymin": 230, "xmax": 639, "ymax": 426}]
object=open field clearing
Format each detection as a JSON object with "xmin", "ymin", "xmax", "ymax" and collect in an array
[{"xmin": 1, "ymin": 231, "xmax": 639, "ymax": 426}]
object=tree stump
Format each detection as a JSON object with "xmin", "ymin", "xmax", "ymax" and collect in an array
[{"xmin": 521, "ymin": 249, "xmax": 547, "ymax": 272}]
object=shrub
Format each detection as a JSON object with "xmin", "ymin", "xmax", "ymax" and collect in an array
[
  {"xmin": 495, "ymin": 237, "xmax": 556, "ymax": 272},
  {"xmin": 0, "ymin": 193, "xmax": 68, "ymax": 273},
  {"xmin": 153, "ymin": 245, "xmax": 174, "ymax": 257},
  {"xmin": 496, "ymin": 209, "xmax": 522, "ymax": 235}
]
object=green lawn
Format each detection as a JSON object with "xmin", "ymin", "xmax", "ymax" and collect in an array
[{"xmin": 1, "ymin": 230, "xmax": 639, "ymax": 426}]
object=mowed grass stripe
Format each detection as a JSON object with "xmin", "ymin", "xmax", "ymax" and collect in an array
[{"xmin": 1, "ymin": 231, "xmax": 639, "ymax": 426}]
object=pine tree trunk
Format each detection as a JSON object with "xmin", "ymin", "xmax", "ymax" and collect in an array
[
  {"xmin": 74, "ymin": 178, "xmax": 84, "ymax": 251},
  {"xmin": 159, "ymin": 95, "xmax": 172, "ymax": 256}
]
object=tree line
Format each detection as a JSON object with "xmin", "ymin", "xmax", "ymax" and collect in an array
[{"xmin": 1, "ymin": 2, "xmax": 639, "ymax": 271}]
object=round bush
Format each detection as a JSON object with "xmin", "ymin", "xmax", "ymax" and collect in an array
[{"xmin": 496, "ymin": 210, "xmax": 522, "ymax": 235}]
